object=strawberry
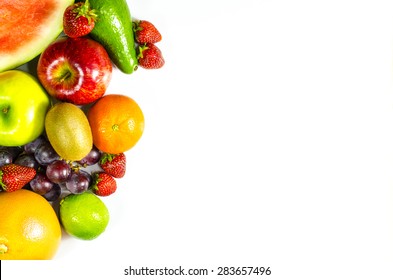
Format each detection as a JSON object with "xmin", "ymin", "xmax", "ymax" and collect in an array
[
  {"xmin": 133, "ymin": 20, "xmax": 162, "ymax": 44},
  {"xmin": 0, "ymin": 164, "xmax": 36, "ymax": 192},
  {"xmin": 99, "ymin": 153, "xmax": 126, "ymax": 178},
  {"xmin": 137, "ymin": 43, "xmax": 165, "ymax": 69},
  {"xmin": 63, "ymin": 0, "xmax": 97, "ymax": 38},
  {"xmin": 91, "ymin": 172, "xmax": 117, "ymax": 196}
]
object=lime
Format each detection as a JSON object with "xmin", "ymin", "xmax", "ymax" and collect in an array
[{"xmin": 59, "ymin": 192, "xmax": 110, "ymax": 240}]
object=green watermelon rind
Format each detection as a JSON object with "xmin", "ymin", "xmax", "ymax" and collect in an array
[{"xmin": 0, "ymin": 0, "xmax": 74, "ymax": 73}]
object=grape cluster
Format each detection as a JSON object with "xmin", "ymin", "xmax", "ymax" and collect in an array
[{"xmin": 0, "ymin": 135, "xmax": 103, "ymax": 201}]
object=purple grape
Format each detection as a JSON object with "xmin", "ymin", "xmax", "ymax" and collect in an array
[
  {"xmin": 4, "ymin": 146, "xmax": 23, "ymax": 160},
  {"xmin": 15, "ymin": 154, "xmax": 39, "ymax": 169},
  {"xmin": 65, "ymin": 170, "xmax": 91, "ymax": 194},
  {"xmin": 77, "ymin": 146, "xmax": 101, "ymax": 166},
  {"xmin": 30, "ymin": 173, "xmax": 54, "ymax": 195},
  {"xmin": 34, "ymin": 142, "xmax": 60, "ymax": 165},
  {"xmin": 0, "ymin": 150, "xmax": 13, "ymax": 167},
  {"xmin": 43, "ymin": 184, "xmax": 61, "ymax": 202},
  {"xmin": 46, "ymin": 160, "xmax": 71, "ymax": 184},
  {"xmin": 24, "ymin": 136, "xmax": 47, "ymax": 154}
]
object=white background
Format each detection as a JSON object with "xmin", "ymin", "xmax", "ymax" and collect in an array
[{"xmin": 2, "ymin": 0, "xmax": 393, "ymax": 279}]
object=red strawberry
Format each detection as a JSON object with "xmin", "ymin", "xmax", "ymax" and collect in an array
[
  {"xmin": 92, "ymin": 172, "xmax": 117, "ymax": 196},
  {"xmin": 133, "ymin": 20, "xmax": 162, "ymax": 44},
  {"xmin": 63, "ymin": 0, "xmax": 97, "ymax": 38},
  {"xmin": 99, "ymin": 153, "xmax": 126, "ymax": 178},
  {"xmin": 137, "ymin": 43, "xmax": 165, "ymax": 69},
  {"xmin": 0, "ymin": 164, "xmax": 36, "ymax": 192}
]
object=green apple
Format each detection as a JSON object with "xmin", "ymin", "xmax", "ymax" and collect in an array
[{"xmin": 0, "ymin": 70, "xmax": 51, "ymax": 146}]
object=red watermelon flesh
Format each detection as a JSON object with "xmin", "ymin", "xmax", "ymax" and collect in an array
[{"xmin": 0, "ymin": 0, "xmax": 74, "ymax": 72}]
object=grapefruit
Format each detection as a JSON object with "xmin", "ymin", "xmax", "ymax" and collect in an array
[
  {"xmin": 0, "ymin": 189, "xmax": 62, "ymax": 260},
  {"xmin": 0, "ymin": 0, "xmax": 74, "ymax": 72}
]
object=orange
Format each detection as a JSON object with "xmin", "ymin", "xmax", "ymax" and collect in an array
[
  {"xmin": 0, "ymin": 189, "xmax": 62, "ymax": 260},
  {"xmin": 87, "ymin": 94, "xmax": 144, "ymax": 154}
]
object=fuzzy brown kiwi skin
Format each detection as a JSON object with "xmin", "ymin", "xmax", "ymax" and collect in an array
[{"xmin": 45, "ymin": 103, "xmax": 93, "ymax": 161}]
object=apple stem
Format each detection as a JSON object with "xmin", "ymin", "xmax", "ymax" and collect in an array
[
  {"xmin": 2, "ymin": 107, "xmax": 8, "ymax": 114},
  {"xmin": 59, "ymin": 71, "xmax": 72, "ymax": 82}
]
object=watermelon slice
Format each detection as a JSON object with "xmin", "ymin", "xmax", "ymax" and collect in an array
[{"xmin": 0, "ymin": 0, "xmax": 74, "ymax": 72}]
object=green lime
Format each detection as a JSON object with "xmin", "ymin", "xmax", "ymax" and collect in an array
[{"xmin": 59, "ymin": 192, "xmax": 110, "ymax": 240}]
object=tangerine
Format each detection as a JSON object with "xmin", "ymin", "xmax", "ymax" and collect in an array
[
  {"xmin": 87, "ymin": 94, "xmax": 144, "ymax": 154},
  {"xmin": 0, "ymin": 189, "xmax": 62, "ymax": 260}
]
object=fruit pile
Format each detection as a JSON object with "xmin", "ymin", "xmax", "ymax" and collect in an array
[{"xmin": 0, "ymin": 0, "xmax": 163, "ymax": 260}]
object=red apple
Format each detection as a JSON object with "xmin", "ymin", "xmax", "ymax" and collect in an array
[{"xmin": 37, "ymin": 36, "xmax": 112, "ymax": 105}]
